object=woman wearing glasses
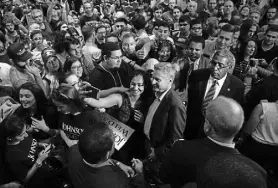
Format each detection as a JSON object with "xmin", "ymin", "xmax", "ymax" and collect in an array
[
  {"xmin": 156, "ymin": 40, "xmax": 176, "ymax": 63},
  {"xmin": 63, "ymin": 56, "xmax": 128, "ymax": 98}
]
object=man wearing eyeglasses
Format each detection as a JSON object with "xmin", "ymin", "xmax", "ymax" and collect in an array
[
  {"xmin": 89, "ymin": 42, "xmax": 133, "ymax": 91},
  {"xmin": 184, "ymin": 49, "xmax": 245, "ymax": 140},
  {"xmin": 204, "ymin": 24, "xmax": 236, "ymax": 73}
]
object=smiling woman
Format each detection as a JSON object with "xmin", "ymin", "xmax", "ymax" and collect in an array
[
  {"xmin": 15, "ymin": 82, "xmax": 59, "ymax": 141},
  {"xmin": 84, "ymin": 70, "xmax": 153, "ymax": 163}
]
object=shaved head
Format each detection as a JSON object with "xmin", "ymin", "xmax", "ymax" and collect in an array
[{"xmin": 205, "ymin": 96, "xmax": 244, "ymax": 139}]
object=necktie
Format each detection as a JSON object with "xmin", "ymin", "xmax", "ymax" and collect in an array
[{"xmin": 203, "ymin": 80, "xmax": 218, "ymax": 111}]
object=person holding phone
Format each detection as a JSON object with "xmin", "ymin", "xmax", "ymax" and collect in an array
[
  {"xmin": 63, "ymin": 57, "xmax": 129, "ymax": 98},
  {"xmin": 3, "ymin": 115, "xmax": 53, "ymax": 188}
]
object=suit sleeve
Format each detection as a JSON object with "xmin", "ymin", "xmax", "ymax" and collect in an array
[{"xmin": 154, "ymin": 104, "xmax": 186, "ymax": 160}]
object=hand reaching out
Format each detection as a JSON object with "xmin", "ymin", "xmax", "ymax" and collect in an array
[
  {"xmin": 31, "ymin": 117, "xmax": 49, "ymax": 132},
  {"xmin": 26, "ymin": 65, "xmax": 41, "ymax": 77}
]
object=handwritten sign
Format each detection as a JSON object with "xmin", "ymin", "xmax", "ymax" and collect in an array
[{"xmin": 93, "ymin": 111, "xmax": 135, "ymax": 150}]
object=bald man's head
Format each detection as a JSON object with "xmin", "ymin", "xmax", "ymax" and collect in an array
[{"xmin": 204, "ymin": 96, "xmax": 244, "ymax": 139}]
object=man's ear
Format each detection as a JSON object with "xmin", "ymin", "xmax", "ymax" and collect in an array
[{"xmin": 103, "ymin": 55, "xmax": 107, "ymax": 61}]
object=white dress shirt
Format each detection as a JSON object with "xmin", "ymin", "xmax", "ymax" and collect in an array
[
  {"xmin": 188, "ymin": 57, "xmax": 201, "ymax": 71},
  {"xmin": 144, "ymin": 87, "xmax": 172, "ymax": 139},
  {"xmin": 204, "ymin": 74, "xmax": 227, "ymax": 100},
  {"xmin": 208, "ymin": 136, "xmax": 235, "ymax": 148}
]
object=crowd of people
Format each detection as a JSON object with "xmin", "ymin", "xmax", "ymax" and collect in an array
[{"xmin": 0, "ymin": 0, "xmax": 278, "ymax": 187}]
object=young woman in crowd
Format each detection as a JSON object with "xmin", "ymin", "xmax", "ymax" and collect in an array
[
  {"xmin": 15, "ymin": 82, "xmax": 59, "ymax": 141},
  {"xmin": 233, "ymin": 38, "xmax": 258, "ymax": 94},
  {"xmin": 84, "ymin": 70, "xmax": 153, "ymax": 163},
  {"xmin": 156, "ymin": 40, "xmax": 176, "ymax": 63},
  {"xmin": 239, "ymin": 19, "xmax": 259, "ymax": 44},
  {"xmin": 51, "ymin": 85, "xmax": 102, "ymax": 148},
  {"xmin": 63, "ymin": 57, "xmax": 127, "ymax": 98}
]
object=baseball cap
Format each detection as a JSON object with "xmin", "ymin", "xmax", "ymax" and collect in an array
[
  {"xmin": 7, "ymin": 43, "xmax": 32, "ymax": 62},
  {"xmin": 41, "ymin": 48, "xmax": 57, "ymax": 63}
]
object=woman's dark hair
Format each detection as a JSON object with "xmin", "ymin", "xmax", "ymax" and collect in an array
[
  {"xmin": 51, "ymin": 85, "xmax": 84, "ymax": 111},
  {"xmin": 156, "ymin": 40, "xmax": 176, "ymax": 62},
  {"xmin": 4, "ymin": 115, "xmax": 26, "ymax": 139},
  {"xmin": 30, "ymin": 30, "xmax": 43, "ymax": 40},
  {"xmin": 64, "ymin": 36, "xmax": 80, "ymax": 53},
  {"xmin": 237, "ymin": 38, "xmax": 258, "ymax": 63},
  {"xmin": 239, "ymin": 19, "xmax": 258, "ymax": 43},
  {"xmin": 64, "ymin": 56, "xmax": 80, "ymax": 73},
  {"xmin": 19, "ymin": 82, "xmax": 48, "ymax": 116},
  {"xmin": 131, "ymin": 70, "xmax": 154, "ymax": 109},
  {"xmin": 67, "ymin": 27, "xmax": 79, "ymax": 38},
  {"xmin": 52, "ymin": 32, "xmax": 66, "ymax": 54},
  {"xmin": 56, "ymin": 21, "xmax": 67, "ymax": 31}
]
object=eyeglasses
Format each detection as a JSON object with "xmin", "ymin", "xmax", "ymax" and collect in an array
[
  {"xmin": 210, "ymin": 60, "xmax": 229, "ymax": 70},
  {"xmin": 109, "ymin": 56, "xmax": 122, "ymax": 60}
]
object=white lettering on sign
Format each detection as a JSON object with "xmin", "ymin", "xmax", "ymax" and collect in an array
[{"xmin": 92, "ymin": 111, "xmax": 135, "ymax": 150}]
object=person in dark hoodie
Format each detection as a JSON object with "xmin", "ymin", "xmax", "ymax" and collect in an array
[{"xmin": 89, "ymin": 42, "xmax": 134, "ymax": 90}]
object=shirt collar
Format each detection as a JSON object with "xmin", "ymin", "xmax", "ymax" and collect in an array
[
  {"xmin": 207, "ymin": 136, "xmax": 235, "ymax": 148},
  {"xmin": 155, "ymin": 87, "xmax": 171, "ymax": 101},
  {"xmin": 188, "ymin": 57, "xmax": 200, "ymax": 65},
  {"xmin": 209, "ymin": 73, "xmax": 227, "ymax": 85}
]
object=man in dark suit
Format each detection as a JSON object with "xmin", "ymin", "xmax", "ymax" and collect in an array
[
  {"xmin": 144, "ymin": 62, "xmax": 186, "ymax": 161},
  {"xmin": 173, "ymin": 36, "xmax": 210, "ymax": 103},
  {"xmin": 185, "ymin": 49, "xmax": 245, "ymax": 139},
  {"xmin": 159, "ymin": 96, "xmax": 268, "ymax": 188}
]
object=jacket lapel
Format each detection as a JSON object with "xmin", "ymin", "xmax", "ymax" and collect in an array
[
  {"xmin": 150, "ymin": 89, "xmax": 171, "ymax": 133},
  {"xmin": 219, "ymin": 74, "xmax": 231, "ymax": 96},
  {"xmin": 199, "ymin": 70, "xmax": 211, "ymax": 100}
]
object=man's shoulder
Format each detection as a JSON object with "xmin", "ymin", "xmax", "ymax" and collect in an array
[
  {"xmin": 163, "ymin": 89, "xmax": 185, "ymax": 107},
  {"xmin": 191, "ymin": 68, "xmax": 211, "ymax": 79},
  {"xmin": 227, "ymin": 73, "xmax": 245, "ymax": 89},
  {"xmin": 172, "ymin": 139, "xmax": 208, "ymax": 156}
]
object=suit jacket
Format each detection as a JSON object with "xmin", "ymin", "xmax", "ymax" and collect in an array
[
  {"xmin": 159, "ymin": 138, "xmax": 267, "ymax": 188},
  {"xmin": 173, "ymin": 55, "xmax": 210, "ymax": 102},
  {"xmin": 185, "ymin": 68, "xmax": 245, "ymax": 139},
  {"xmin": 148, "ymin": 88, "xmax": 186, "ymax": 160}
]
